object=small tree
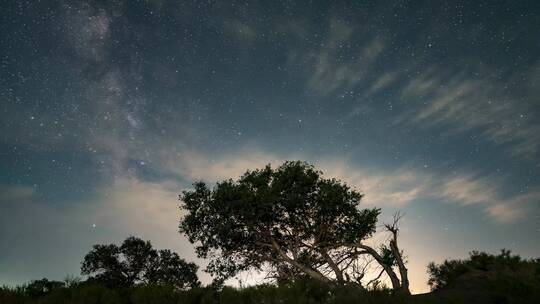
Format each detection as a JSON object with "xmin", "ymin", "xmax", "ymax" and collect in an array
[
  {"xmin": 81, "ymin": 236, "xmax": 200, "ymax": 289},
  {"xmin": 180, "ymin": 161, "xmax": 410, "ymax": 294}
]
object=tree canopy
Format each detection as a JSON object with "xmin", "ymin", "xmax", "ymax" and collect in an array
[
  {"xmin": 81, "ymin": 236, "xmax": 200, "ymax": 289},
  {"xmin": 180, "ymin": 161, "xmax": 410, "ymax": 293}
]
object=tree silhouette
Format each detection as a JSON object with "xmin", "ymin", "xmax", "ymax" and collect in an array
[
  {"xmin": 428, "ymin": 249, "xmax": 540, "ymax": 291},
  {"xmin": 81, "ymin": 236, "xmax": 200, "ymax": 289},
  {"xmin": 25, "ymin": 278, "xmax": 65, "ymax": 297},
  {"xmin": 180, "ymin": 161, "xmax": 410, "ymax": 294}
]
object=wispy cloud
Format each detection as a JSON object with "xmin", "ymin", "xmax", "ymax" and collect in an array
[
  {"xmin": 433, "ymin": 173, "xmax": 538, "ymax": 223},
  {"xmin": 0, "ymin": 185, "xmax": 35, "ymax": 203},
  {"xmin": 288, "ymin": 17, "xmax": 385, "ymax": 95},
  {"xmin": 437, "ymin": 175, "xmax": 501, "ymax": 206},
  {"xmin": 367, "ymin": 71, "xmax": 400, "ymax": 95},
  {"xmin": 317, "ymin": 159, "xmax": 426, "ymax": 206},
  {"xmin": 163, "ymin": 147, "xmax": 289, "ymax": 182},
  {"xmin": 490, "ymin": 191, "xmax": 540, "ymax": 223},
  {"xmin": 397, "ymin": 66, "xmax": 540, "ymax": 162},
  {"xmin": 89, "ymin": 177, "xmax": 186, "ymax": 243},
  {"xmin": 224, "ymin": 19, "xmax": 257, "ymax": 42},
  {"xmin": 333, "ymin": 163, "xmax": 537, "ymax": 224}
]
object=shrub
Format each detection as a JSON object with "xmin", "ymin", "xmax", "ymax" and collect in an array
[{"xmin": 427, "ymin": 249, "xmax": 540, "ymax": 299}]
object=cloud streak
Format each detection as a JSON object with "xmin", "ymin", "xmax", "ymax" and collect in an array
[
  {"xmin": 0, "ymin": 185, "xmax": 35, "ymax": 203},
  {"xmin": 324, "ymin": 160, "xmax": 538, "ymax": 223},
  {"xmin": 286, "ymin": 17, "xmax": 386, "ymax": 95},
  {"xmin": 398, "ymin": 66, "xmax": 540, "ymax": 162}
]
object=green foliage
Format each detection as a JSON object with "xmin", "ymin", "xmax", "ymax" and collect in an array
[
  {"xmin": 81, "ymin": 236, "xmax": 200, "ymax": 289},
  {"xmin": 379, "ymin": 244, "xmax": 397, "ymax": 267},
  {"xmin": 180, "ymin": 161, "xmax": 380, "ymax": 284}
]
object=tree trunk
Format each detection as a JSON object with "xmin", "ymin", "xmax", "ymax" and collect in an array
[
  {"xmin": 357, "ymin": 244, "xmax": 402, "ymax": 291},
  {"xmin": 320, "ymin": 249, "xmax": 345, "ymax": 284},
  {"xmin": 270, "ymin": 238, "xmax": 332, "ymax": 284},
  {"xmin": 390, "ymin": 236, "xmax": 410, "ymax": 295}
]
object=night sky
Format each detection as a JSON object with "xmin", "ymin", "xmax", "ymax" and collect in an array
[{"xmin": 1, "ymin": 0, "xmax": 540, "ymax": 293}]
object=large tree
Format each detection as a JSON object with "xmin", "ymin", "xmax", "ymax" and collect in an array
[
  {"xmin": 180, "ymin": 161, "xmax": 410, "ymax": 294},
  {"xmin": 81, "ymin": 236, "xmax": 200, "ymax": 289}
]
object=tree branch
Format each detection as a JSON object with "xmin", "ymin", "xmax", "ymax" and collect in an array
[
  {"xmin": 385, "ymin": 212, "xmax": 409, "ymax": 293},
  {"xmin": 356, "ymin": 243, "xmax": 401, "ymax": 291},
  {"xmin": 269, "ymin": 238, "xmax": 332, "ymax": 284}
]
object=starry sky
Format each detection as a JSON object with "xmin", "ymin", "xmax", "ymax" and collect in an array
[{"xmin": 1, "ymin": 0, "xmax": 540, "ymax": 294}]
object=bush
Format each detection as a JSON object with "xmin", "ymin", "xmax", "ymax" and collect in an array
[
  {"xmin": 130, "ymin": 285, "xmax": 177, "ymax": 304},
  {"xmin": 427, "ymin": 249, "xmax": 540, "ymax": 300}
]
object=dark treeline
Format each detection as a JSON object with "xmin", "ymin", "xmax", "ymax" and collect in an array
[
  {"xmin": 2, "ymin": 162, "xmax": 539, "ymax": 303},
  {"xmin": 2, "ymin": 260, "xmax": 540, "ymax": 304},
  {"xmin": 0, "ymin": 280, "xmax": 428, "ymax": 304}
]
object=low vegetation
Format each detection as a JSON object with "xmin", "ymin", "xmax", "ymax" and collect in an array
[{"xmin": 0, "ymin": 279, "xmax": 429, "ymax": 304}]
